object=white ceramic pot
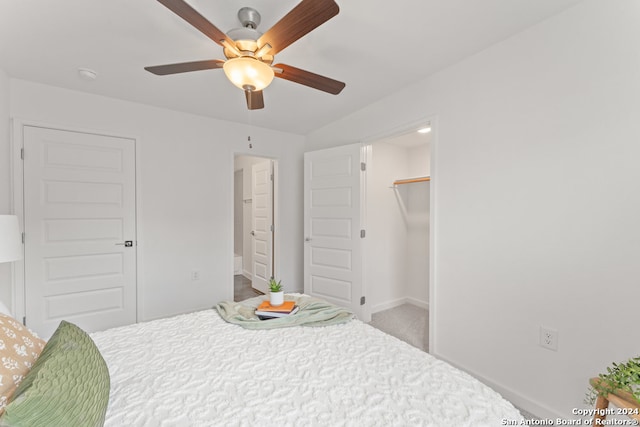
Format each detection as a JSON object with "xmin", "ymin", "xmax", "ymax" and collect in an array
[{"xmin": 270, "ymin": 291, "xmax": 284, "ymax": 306}]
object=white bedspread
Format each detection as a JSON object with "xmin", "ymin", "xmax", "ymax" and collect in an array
[{"xmin": 91, "ymin": 309, "xmax": 522, "ymax": 427}]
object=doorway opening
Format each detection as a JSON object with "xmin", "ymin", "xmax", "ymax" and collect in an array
[
  {"xmin": 302, "ymin": 118, "xmax": 435, "ymax": 348},
  {"xmin": 363, "ymin": 122, "xmax": 433, "ymax": 352},
  {"xmin": 233, "ymin": 154, "xmax": 277, "ymax": 301}
]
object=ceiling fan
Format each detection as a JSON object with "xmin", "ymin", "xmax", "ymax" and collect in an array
[{"xmin": 145, "ymin": 0, "xmax": 346, "ymax": 110}]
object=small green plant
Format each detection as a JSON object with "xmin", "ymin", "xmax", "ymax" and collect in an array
[
  {"xmin": 585, "ymin": 356, "xmax": 640, "ymax": 405},
  {"xmin": 268, "ymin": 278, "xmax": 282, "ymax": 293}
]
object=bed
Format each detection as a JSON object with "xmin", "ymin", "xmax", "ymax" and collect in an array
[{"xmin": 0, "ymin": 295, "xmax": 523, "ymax": 426}]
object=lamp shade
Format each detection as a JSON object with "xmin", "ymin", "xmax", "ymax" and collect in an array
[
  {"xmin": 223, "ymin": 57, "xmax": 275, "ymax": 91},
  {"xmin": 0, "ymin": 215, "xmax": 22, "ymax": 263}
]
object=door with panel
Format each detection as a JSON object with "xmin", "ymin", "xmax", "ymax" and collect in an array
[
  {"xmin": 22, "ymin": 126, "xmax": 137, "ymax": 338},
  {"xmin": 251, "ymin": 160, "xmax": 274, "ymax": 294},
  {"xmin": 304, "ymin": 143, "xmax": 367, "ymax": 320}
]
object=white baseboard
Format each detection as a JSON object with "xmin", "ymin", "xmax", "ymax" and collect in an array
[
  {"xmin": 242, "ymin": 269, "xmax": 252, "ymax": 280},
  {"xmin": 371, "ymin": 298, "xmax": 406, "ymax": 313},
  {"xmin": 371, "ymin": 297, "xmax": 429, "ymax": 314},
  {"xmin": 433, "ymin": 352, "xmax": 565, "ymax": 421},
  {"xmin": 406, "ymin": 297, "xmax": 429, "ymax": 311}
]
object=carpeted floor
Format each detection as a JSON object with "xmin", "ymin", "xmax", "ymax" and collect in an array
[{"xmin": 368, "ymin": 303, "xmax": 429, "ymax": 352}]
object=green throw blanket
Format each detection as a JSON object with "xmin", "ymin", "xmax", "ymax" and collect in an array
[{"xmin": 215, "ymin": 294, "xmax": 353, "ymax": 329}]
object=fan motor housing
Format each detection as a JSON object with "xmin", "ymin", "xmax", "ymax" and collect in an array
[{"xmin": 224, "ymin": 8, "xmax": 273, "ymax": 64}]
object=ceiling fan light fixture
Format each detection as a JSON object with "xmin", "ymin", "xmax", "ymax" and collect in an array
[
  {"xmin": 223, "ymin": 57, "xmax": 274, "ymax": 91},
  {"xmin": 147, "ymin": 0, "xmax": 345, "ymax": 109}
]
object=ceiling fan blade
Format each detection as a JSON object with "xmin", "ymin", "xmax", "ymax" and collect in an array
[
  {"xmin": 145, "ymin": 59, "xmax": 225, "ymax": 75},
  {"xmin": 245, "ymin": 90, "xmax": 265, "ymax": 110},
  {"xmin": 273, "ymin": 63, "xmax": 345, "ymax": 95},
  {"xmin": 157, "ymin": 0, "xmax": 235, "ymax": 47},
  {"xmin": 257, "ymin": 0, "xmax": 339, "ymax": 55}
]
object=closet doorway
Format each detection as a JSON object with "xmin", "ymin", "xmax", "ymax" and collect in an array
[
  {"xmin": 364, "ymin": 123, "xmax": 432, "ymax": 352},
  {"xmin": 233, "ymin": 155, "xmax": 277, "ymax": 301}
]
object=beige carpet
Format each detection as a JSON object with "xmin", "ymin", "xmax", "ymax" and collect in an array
[{"xmin": 368, "ymin": 303, "xmax": 429, "ymax": 352}]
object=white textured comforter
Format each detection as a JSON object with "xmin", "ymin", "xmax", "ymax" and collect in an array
[{"xmin": 91, "ymin": 309, "xmax": 522, "ymax": 427}]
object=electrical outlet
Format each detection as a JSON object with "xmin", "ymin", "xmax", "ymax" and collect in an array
[
  {"xmin": 191, "ymin": 270, "xmax": 200, "ymax": 281},
  {"xmin": 539, "ymin": 327, "xmax": 558, "ymax": 351}
]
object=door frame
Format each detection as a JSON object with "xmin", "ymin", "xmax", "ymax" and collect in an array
[
  {"xmin": 10, "ymin": 119, "xmax": 142, "ymax": 324},
  {"xmin": 231, "ymin": 152, "xmax": 279, "ymax": 295},
  {"xmin": 360, "ymin": 115, "xmax": 438, "ymax": 353}
]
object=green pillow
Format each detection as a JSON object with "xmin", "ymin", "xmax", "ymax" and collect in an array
[{"xmin": 0, "ymin": 321, "xmax": 110, "ymax": 427}]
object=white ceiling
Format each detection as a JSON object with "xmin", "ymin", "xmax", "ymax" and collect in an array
[{"xmin": 0, "ymin": 0, "xmax": 583, "ymax": 135}]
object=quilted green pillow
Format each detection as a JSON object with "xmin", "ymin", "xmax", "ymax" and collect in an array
[{"xmin": 0, "ymin": 321, "xmax": 110, "ymax": 427}]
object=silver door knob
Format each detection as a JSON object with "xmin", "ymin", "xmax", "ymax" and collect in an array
[
  {"xmin": 305, "ymin": 237, "xmax": 311, "ymax": 242},
  {"xmin": 250, "ymin": 230, "xmax": 255, "ymax": 236},
  {"xmin": 115, "ymin": 241, "xmax": 133, "ymax": 247}
]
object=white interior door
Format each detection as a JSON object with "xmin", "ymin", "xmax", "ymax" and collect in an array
[
  {"xmin": 251, "ymin": 160, "xmax": 273, "ymax": 294},
  {"xmin": 23, "ymin": 126, "xmax": 137, "ymax": 339},
  {"xmin": 304, "ymin": 143, "xmax": 366, "ymax": 320}
]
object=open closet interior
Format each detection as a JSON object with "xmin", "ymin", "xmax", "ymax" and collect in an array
[{"xmin": 365, "ymin": 129, "xmax": 431, "ymax": 315}]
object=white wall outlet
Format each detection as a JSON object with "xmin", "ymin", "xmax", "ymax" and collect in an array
[
  {"xmin": 539, "ymin": 326, "xmax": 558, "ymax": 351},
  {"xmin": 191, "ymin": 270, "xmax": 200, "ymax": 281}
]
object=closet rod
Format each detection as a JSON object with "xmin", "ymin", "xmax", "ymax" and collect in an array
[{"xmin": 393, "ymin": 176, "xmax": 430, "ymax": 186}]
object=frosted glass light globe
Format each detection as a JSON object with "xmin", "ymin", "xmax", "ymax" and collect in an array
[{"xmin": 223, "ymin": 57, "xmax": 274, "ymax": 91}]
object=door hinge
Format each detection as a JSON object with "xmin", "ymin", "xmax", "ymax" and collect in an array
[
  {"xmin": 360, "ymin": 296, "xmax": 366, "ymax": 305},
  {"xmin": 270, "ymin": 173, "xmax": 274, "ymax": 182},
  {"xmin": 22, "ymin": 316, "xmax": 26, "ymax": 326},
  {"xmin": 360, "ymin": 162, "xmax": 366, "ymax": 171},
  {"xmin": 22, "ymin": 232, "xmax": 25, "ymax": 244},
  {"xmin": 20, "ymin": 148, "xmax": 24, "ymax": 160},
  {"xmin": 270, "ymin": 224, "xmax": 274, "ymax": 232},
  {"xmin": 360, "ymin": 229, "xmax": 366, "ymax": 238}
]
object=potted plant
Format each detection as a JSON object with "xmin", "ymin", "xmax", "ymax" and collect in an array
[
  {"xmin": 268, "ymin": 278, "xmax": 284, "ymax": 306},
  {"xmin": 585, "ymin": 356, "xmax": 640, "ymax": 405}
]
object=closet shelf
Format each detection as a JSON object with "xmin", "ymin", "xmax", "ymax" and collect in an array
[{"xmin": 393, "ymin": 176, "xmax": 430, "ymax": 186}]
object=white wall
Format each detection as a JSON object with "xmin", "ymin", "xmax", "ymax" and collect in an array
[
  {"xmin": 307, "ymin": 0, "xmax": 640, "ymax": 419},
  {"xmin": 404, "ymin": 182, "xmax": 429, "ymax": 307},
  {"xmin": 0, "ymin": 68, "xmax": 12, "ymax": 308},
  {"xmin": 405, "ymin": 144, "xmax": 430, "ymax": 306},
  {"xmin": 407, "ymin": 143, "xmax": 430, "ymax": 178},
  {"xmin": 7, "ymin": 79, "xmax": 305, "ymax": 322}
]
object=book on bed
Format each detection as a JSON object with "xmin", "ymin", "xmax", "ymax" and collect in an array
[
  {"xmin": 255, "ymin": 301, "xmax": 299, "ymax": 319},
  {"xmin": 256, "ymin": 307, "xmax": 299, "ymax": 320},
  {"xmin": 256, "ymin": 301, "xmax": 296, "ymax": 313},
  {"xmin": 256, "ymin": 306, "xmax": 299, "ymax": 318}
]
